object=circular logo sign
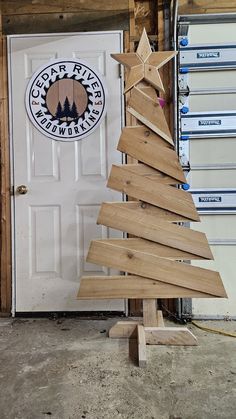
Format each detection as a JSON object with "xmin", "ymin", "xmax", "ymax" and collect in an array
[{"xmin": 25, "ymin": 59, "xmax": 107, "ymax": 141}]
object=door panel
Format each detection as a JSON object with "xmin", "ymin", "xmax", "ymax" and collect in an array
[{"xmin": 9, "ymin": 32, "xmax": 124, "ymax": 312}]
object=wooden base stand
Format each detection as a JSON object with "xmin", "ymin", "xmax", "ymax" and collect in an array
[{"xmin": 109, "ymin": 299, "xmax": 197, "ymax": 367}]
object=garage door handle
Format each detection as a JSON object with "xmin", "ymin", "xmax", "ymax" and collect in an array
[{"xmin": 16, "ymin": 185, "xmax": 28, "ymax": 195}]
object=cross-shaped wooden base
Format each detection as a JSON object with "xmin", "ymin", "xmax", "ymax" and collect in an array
[{"xmin": 109, "ymin": 299, "xmax": 197, "ymax": 367}]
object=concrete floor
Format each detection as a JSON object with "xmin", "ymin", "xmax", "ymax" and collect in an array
[{"xmin": 0, "ymin": 317, "xmax": 235, "ymax": 419}]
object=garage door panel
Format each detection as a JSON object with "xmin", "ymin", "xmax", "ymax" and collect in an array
[
  {"xmin": 190, "ymin": 169, "xmax": 236, "ymax": 188},
  {"xmin": 189, "ymin": 93, "xmax": 236, "ymax": 112},
  {"xmin": 191, "ymin": 215, "xmax": 236, "ymax": 240},
  {"xmin": 188, "ymin": 71, "xmax": 236, "ymax": 91},
  {"xmin": 190, "ymin": 138, "xmax": 236, "ymax": 166},
  {"xmin": 188, "ymin": 23, "xmax": 236, "ymax": 44},
  {"xmin": 192, "ymin": 245, "xmax": 235, "ymax": 318}
]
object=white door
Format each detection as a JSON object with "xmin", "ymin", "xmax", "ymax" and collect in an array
[{"xmin": 8, "ymin": 32, "xmax": 125, "ymax": 312}]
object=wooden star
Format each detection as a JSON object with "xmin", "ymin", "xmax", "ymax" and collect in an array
[{"xmin": 111, "ymin": 28, "xmax": 177, "ymax": 93}]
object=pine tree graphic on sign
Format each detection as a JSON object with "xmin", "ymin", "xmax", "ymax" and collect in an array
[
  {"xmin": 70, "ymin": 101, "xmax": 79, "ymax": 120},
  {"xmin": 55, "ymin": 101, "xmax": 64, "ymax": 120},
  {"xmin": 63, "ymin": 97, "xmax": 71, "ymax": 122}
]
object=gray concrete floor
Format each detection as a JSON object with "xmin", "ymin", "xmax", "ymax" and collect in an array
[{"xmin": 0, "ymin": 317, "xmax": 235, "ymax": 419}]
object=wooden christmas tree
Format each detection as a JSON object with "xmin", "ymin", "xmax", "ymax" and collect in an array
[{"xmin": 77, "ymin": 29, "xmax": 227, "ymax": 367}]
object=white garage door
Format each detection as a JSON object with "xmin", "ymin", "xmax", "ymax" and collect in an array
[{"xmin": 178, "ymin": 18, "xmax": 236, "ymax": 318}]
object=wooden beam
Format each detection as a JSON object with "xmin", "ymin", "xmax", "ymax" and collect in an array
[
  {"xmin": 178, "ymin": 1, "xmax": 236, "ymax": 15},
  {"xmin": 143, "ymin": 299, "xmax": 158, "ymax": 326},
  {"xmin": 97, "ymin": 203, "xmax": 212, "ymax": 258},
  {"xmin": 78, "ymin": 276, "xmax": 223, "ymax": 299},
  {"xmin": 157, "ymin": 310, "xmax": 165, "ymax": 327},
  {"xmin": 109, "ymin": 320, "xmax": 141, "ymax": 338},
  {"xmin": 118, "ymin": 126, "xmax": 186, "ymax": 182},
  {"xmin": 86, "ymin": 241, "xmax": 226, "ymax": 296},
  {"xmin": 137, "ymin": 325, "xmax": 147, "ymax": 367},
  {"xmin": 127, "ymin": 87, "xmax": 173, "ymax": 145},
  {"xmin": 107, "ymin": 165, "xmax": 199, "ymax": 221},
  {"xmin": 0, "ymin": 32, "xmax": 11, "ymax": 314},
  {"xmin": 145, "ymin": 327, "xmax": 198, "ymax": 346},
  {"xmin": 1, "ymin": 1, "xmax": 130, "ymax": 15}
]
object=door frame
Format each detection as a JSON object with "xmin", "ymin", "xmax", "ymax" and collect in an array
[
  {"xmin": 7, "ymin": 30, "xmax": 125, "ymax": 315},
  {"xmin": 0, "ymin": 34, "xmax": 11, "ymax": 315}
]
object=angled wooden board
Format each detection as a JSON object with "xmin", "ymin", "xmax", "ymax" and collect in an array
[
  {"xmin": 97, "ymin": 239, "xmax": 204, "ymax": 260},
  {"xmin": 122, "ymin": 164, "xmax": 181, "ymax": 185},
  {"xmin": 118, "ymin": 127, "xmax": 186, "ymax": 183},
  {"xmin": 107, "ymin": 165, "xmax": 199, "ymax": 221},
  {"xmin": 106, "ymin": 201, "xmax": 193, "ymax": 222},
  {"xmin": 97, "ymin": 203, "xmax": 213, "ymax": 259},
  {"xmin": 121, "ymin": 125, "xmax": 173, "ymax": 149},
  {"xmin": 127, "ymin": 87, "xmax": 173, "ymax": 145},
  {"xmin": 87, "ymin": 241, "xmax": 226, "ymax": 297},
  {"xmin": 77, "ymin": 275, "xmax": 221, "ymax": 299},
  {"xmin": 145, "ymin": 327, "xmax": 198, "ymax": 346}
]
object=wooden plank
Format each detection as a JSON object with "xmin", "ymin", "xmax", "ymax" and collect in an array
[
  {"xmin": 107, "ymin": 165, "xmax": 199, "ymax": 221},
  {"xmin": 127, "ymin": 87, "xmax": 173, "ymax": 145},
  {"xmin": 178, "ymin": 0, "xmax": 236, "ymax": 15},
  {"xmin": 2, "ymin": 10, "xmax": 129, "ymax": 34},
  {"xmin": 157, "ymin": 310, "xmax": 165, "ymax": 327},
  {"xmin": 137, "ymin": 325, "xmax": 147, "ymax": 368},
  {"xmin": 109, "ymin": 321, "xmax": 141, "ymax": 338},
  {"xmin": 143, "ymin": 299, "xmax": 158, "ymax": 326},
  {"xmin": 101, "ymin": 201, "xmax": 193, "ymax": 222},
  {"xmin": 145, "ymin": 327, "xmax": 198, "ymax": 346},
  {"xmin": 1, "ymin": 1, "xmax": 129, "ymax": 15},
  {"xmin": 86, "ymin": 241, "xmax": 226, "ymax": 296},
  {"xmin": 122, "ymin": 164, "xmax": 182, "ymax": 185},
  {"xmin": 118, "ymin": 127, "xmax": 186, "ymax": 182},
  {"xmin": 0, "ymin": 34, "xmax": 11, "ymax": 314},
  {"xmin": 78, "ymin": 276, "xmax": 223, "ymax": 299},
  {"xmin": 97, "ymin": 202, "xmax": 212, "ymax": 258},
  {"xmin": 98, "ymin": 238, "xmax": 204, "ymax": 260}
]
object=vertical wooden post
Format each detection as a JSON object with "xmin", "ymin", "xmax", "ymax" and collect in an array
[
  {"xmin": 143, "ymin": 299, "xmax": 158, "ymax": 327},
  {"xmin": 0, "ymin": 14, "xmax": 12, "ymax": 315},
  {"xmin": 126, "ymin": 0, "xmax": 143, "ymax": 316}
]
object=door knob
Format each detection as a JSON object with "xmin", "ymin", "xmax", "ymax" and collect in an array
[{"xmin": 16, "ymin": 185, "xmax": 28, "ymax": 195}]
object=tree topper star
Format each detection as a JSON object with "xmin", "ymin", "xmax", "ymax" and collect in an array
[{"xmin": 111, "ymin": 28, "xmax": 177, "ymax": 93}]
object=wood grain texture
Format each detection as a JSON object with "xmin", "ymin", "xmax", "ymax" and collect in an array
[
  {"xmin": 118, "ymin": 126, "xmax": 186, "ymax": 182},
  {"xmin": 145, "ymin": 327, "xmax": 198, "ymax": 346},
  {"xmin": 0, "ymin": 34, "xmax": 11, "ymax": 314},
  {"xmin": 122, "ymin": 163, "xmax": 182, "ymax": 185},
  {"xmin": 100, "ymin": 201, "xmax": 193, "ymax": 222},
  {"xmin": 2, "ymin": 3, "xmax": 129, "ymax": 34},
  {"xmin": 97, "ymin": 203, "xmax": 212, "ymax": 259},
  {"xmin": 137, "ymin": 324, "xmax": 147, "ymax": 367},
  {"xmin": 86, "ymin": 241, "xmax": 226, "ymax": 296},
  {"xmin": 178, "ymin": 0, "xmax": 236, "ymax": 15},
  {"xmin": 97, "ymin": 238, "xmax": 204, "ymax": 260},
  {"xmin": 127, "ymin": 87, "xmax": 173, "ymax": 145},
  {"xmin": 77, "ymin": 276, "xmax": 222, "ymax": 299},
  {"xmin": 107, "ymin": 165, "xmax": 199, "ymax": 221},
  {"xmin": 157, "ymin": 310, "xmax": 165, "ymax": 327},
  {"xmin": 1, "ymin": 0, "xmax": 129, "ymax": 14},
  {"xmin": 109, "ymin": 320, "xmax": 141, "ymax": 338},
  {"xmin": 143, "ymin": 299, "xmax": 158, "ymax": 326}
]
